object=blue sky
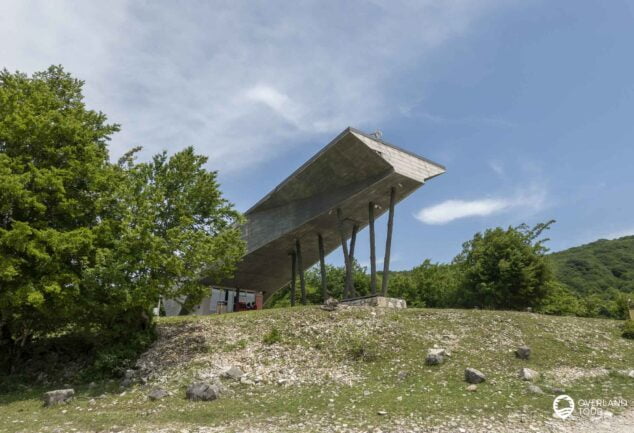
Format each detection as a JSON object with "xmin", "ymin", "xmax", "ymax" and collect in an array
[{"xmin": 2, "ymin": 1, "xmax": 634, "ymax": 269}]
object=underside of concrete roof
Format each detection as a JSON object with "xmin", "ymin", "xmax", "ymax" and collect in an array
[{"xmin": 207, "ymin": 127, "xmax": 446, "ymax": 299}]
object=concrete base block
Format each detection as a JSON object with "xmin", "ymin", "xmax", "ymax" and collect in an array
[{"xmin": 340, "ymin": 295, "xmax": 407, "ymax": 309}]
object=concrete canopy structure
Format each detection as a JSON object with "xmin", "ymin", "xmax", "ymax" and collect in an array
[{"xmin": 211, "ymin": 127, "xmax": 445, "ymax": 300}]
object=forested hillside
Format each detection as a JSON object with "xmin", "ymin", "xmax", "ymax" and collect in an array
[{"xmin": 550, "ymin": 236, "xmax": 634, "ymax": 296}]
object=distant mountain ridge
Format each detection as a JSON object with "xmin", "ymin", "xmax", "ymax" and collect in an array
[{"xmin": 549, "ymin": 235, "xmax": 634, "ymax": 296}]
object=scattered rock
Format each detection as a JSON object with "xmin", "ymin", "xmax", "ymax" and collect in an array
[
  {"xmin": 185, "ymin": 382, "xmax": 221, "ymax": 401},
  {"xmin": 221, "ymin": 366, "xmax": 244, "ymax": 381},
  {"xmin": 240, "ymin": 376, "xmax": 254, "ymax": 385},
  {"xmin": 120, "ymin": 369, "xmax": 137, "ymax": 387},
  {"xmin": 515, "ymin": 345, "xmax": 531, "ymax": 360},
  {"xmin": 518, "ymin": 367, "xmax": 540, "ymax": 382},
  {"xmin": 377, "ymin": 410, "xmax": 388, "ymax": 416},
  {"xmin": 542, "ymin": 384, "xmax": 566, "ymax": 395},
  {"xmin": 629, "ymin": 370, "xmax": 634, "ymax": 379},
  {"xmin": 466, "ymin": 384, "xmax": 478, "ymax": 392},
  {"xmin": 397, "ymin": 370, "xmax": 409, "ymax": 381},
  {"xmin": 321, "ymin": 297, "xmax": 339, "ymax": 311},
  {"xmin": 465, "ymin": 368, "xmax": 486, "ymax": 384},
  {"xmin": 42, "ymin": 389, "xmax": 75, "ymax": 407},
  {"xmin": 425, "ymin": 348, "xmax": 446, "ymax": 366},
  {"xmin": 148, "ymin": 388, "xmax": 169, "ymax": 401},
  {"xmin": 527, "ymin": 384, "xmax": 544, "ymax": 394},
  {"xmin": 88, "ymin": 381, "xmax": 97, "ymax": 389}
]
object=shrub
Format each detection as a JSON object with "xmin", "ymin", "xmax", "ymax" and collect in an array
[
  {"xmin": 454, "ymin": 221, "xmax": 555, "ymax": 310},
  {"xmin": 622, "ymin": 320, "xmax": 634, "ymax": 340},
  {"xmin": 263, "ymin": 327, "xmax": 282, "ymax": 345}
]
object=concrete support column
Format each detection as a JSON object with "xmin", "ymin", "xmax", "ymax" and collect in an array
[
  {"xmin": 347, "ymin": 224, "xmax": 359, "ymax": 298},
  {"xmin": 382, "ymin": 186, "xmax": 396, "ymax": 296},
  {"xmin": 296, "ymin": 239, "xmax": 306, "ymax": 305},
  {"xmin": 337, "ymin": 208, "xmax": 351, "ymax": 299},
  {"xmin": 290, "ymin": 251, "xmax": 297, "ymax": 306},
  {"xmin": 369, "ymin": 201, "xmax": 377, "ymax": 295},
  {"xmin": 318, "ymin": 233, "xmax": 327, "ymax": 301}
]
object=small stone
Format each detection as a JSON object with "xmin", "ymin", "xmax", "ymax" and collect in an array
[
  {"xmin": 466, "ymin": 384, "xmax": 478, "ymax": 392},
  {"xmin": 526, "ymin": 384, "xmax": 544, "ymax": 394},
  {"xmin": 221, "ymin": 367, "xmax": 244, "ymax": 381},
  {"xmin": 465, "ymin": 368, "xmax": 486, "ymax": 384},
  {"xmin": 542, "ymin": 384, "xmax": 566, "ymax": 394},
  {"xmin": 120, "ymin": 369, "xmax": 137, "ymax": 387},
  {"xmin": 148, "ymin": 388, "xmax": 169, "ymax": 401},
  {"xmin": 518, "ymin": 368, "xmax": 540, "ymax": 382},
  {"xmin": 240, "ymin": 376, "xmax": 254, "ymax": 385},
  {"xmin": 185, "ymin": 382, "xmax": 220, "ymax": 401},
  {"xmin": 42, "ymin": 389, "xmax": 75, "ymax": 407},
  {"xmin": 628, "ymin": 370, "xmax": 634, "ymax": 379},
  {"xmin": 397, "ymin": 370, "xmax": 409, "ymax": 381},
  {"xmin": 377, "ymin": 410, "xmax": 388, "ymax": 416},
  {"xmin": 321, "ymin": 297, "xmax": 339, "ymax": 311},
  {"xmin": 515, "ymin": 345, "xmax": 531, "ymax": 360},
  {"xmin": 88, "ymin": 398, "xmax": 96, "ymax": 406},
  {"xmin": 425, "ymin": 348, "xmax": 447, "ymax": 366}
]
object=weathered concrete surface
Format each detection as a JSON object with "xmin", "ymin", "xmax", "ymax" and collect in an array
[
  {"xmin": 340, "ymin": 295, "xmax": 407, "ymax": 309},
  {"xmin": 204, "ymin": 127, "xmax": 445, "ymax": 299}
]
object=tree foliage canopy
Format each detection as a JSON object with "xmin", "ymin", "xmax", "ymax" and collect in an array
[
  {"xmin": 454, "ymin": 221, "xmax": 555, "ymax": 310},
  {"xmin": 0, "ymin": 66, "xmax": 244, "ymax": 372}
]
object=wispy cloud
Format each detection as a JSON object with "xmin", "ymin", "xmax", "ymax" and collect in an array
[
  {"xmin": 488, "ymin": 160, "xmax": 505, "ymax": 176},
  {"xmin": 0, "ymin": 0, "xmax": 514, "ymax": 172},
  {"xmin": 415, "ymin": 185, "xmax": 547, "ymax": 225},
  {"xmin": 599, "ymin": 227, "xmax": 634, "ymax": 240}
]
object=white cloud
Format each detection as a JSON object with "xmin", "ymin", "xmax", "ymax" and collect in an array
[
  {"xmin": 244, "ymin": 84, "xmax": 303, "ymax": 126},
  {"xmin": 416, "ymin": 185, "xmax": 547, "ymax": 225},
  {"xmin": 0, "ymin": 0, "xmax": 514, "ymax": 172}
]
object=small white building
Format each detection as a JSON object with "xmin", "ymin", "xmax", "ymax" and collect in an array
[{"xmin": 162, "ymin": 288, "xmax": 261, "ymax": 316}]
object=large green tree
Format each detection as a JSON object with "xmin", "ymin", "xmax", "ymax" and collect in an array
[
  {"xmin": 0, "ymin": 66, "xmax": 244, "ymax": 372},
  {"xmin": 454, "ymin": 221, "xmax": 555, "ymax": 310}
]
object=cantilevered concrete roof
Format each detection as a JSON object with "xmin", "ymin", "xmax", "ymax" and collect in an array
[{"xmin": 214, "ymin": 127, "xmax": 445, "ymax": 299}]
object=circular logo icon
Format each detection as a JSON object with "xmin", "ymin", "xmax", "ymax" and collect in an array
[{"xmin": 553, "ymin": 395, "xmax": 575, "ymax": 419}]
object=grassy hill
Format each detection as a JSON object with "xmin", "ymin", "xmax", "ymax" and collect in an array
[
  {"xmin": 550, "ymin": 235, "xmax": 634, "ymax": 296},
  {"xmin": 1, "ymin": 306, "xmax": 633, "ymax": 433}
]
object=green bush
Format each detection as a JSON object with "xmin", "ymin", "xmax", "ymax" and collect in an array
[
  {"xmin": 622, "ymin": 320, "xmax": 634, "ymax": 339},
  {"xmin": 454, "ymin": 221, "xmax": 555, "ymax": 310},
  {"xmin": 263, "ymin": 327, "xmax": 282, "ymax": 345}
]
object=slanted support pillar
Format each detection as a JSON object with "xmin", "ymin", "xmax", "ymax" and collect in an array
[
  {"xmin": 382, "ymin": 186, "xmax": 396, "ymax": 296},
  {"xmin": 337, "ymin": 208, "xmax": 351, "ymax": 299},
  {"xmin": 318, "ymin": 233, "xmax": 327, "ymax": 301},
  {"xmin": 369, "ymin": 201, "xmax": 377, "ymax": 295},
  {"xmin": 290, "ymin": 251, "xmax": 297, "ymax": 306},
  {"xmin": 347, "ymin": 224, "xmax": 359, "ymax": 298},
  {"xmin": 296, "ymin": 238, "xmax": 306, "ymax": 305}
]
